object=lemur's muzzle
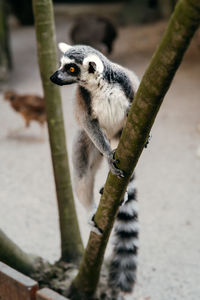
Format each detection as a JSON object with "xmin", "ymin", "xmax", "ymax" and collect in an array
[{"xmin": 50, "ymin": 71, "xmax": 65, "ymax": 86}]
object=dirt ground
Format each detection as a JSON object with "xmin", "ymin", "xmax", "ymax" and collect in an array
[{"xmin": 0, "ymin": 15, "xmax": 200, "ymax": 300}]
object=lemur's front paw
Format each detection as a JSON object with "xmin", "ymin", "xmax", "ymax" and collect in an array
[
  {"xmin": 107, "ymin": 150, "xmax": 125, "ymax": 178},
  {"xmin": 144, "ymin": 133, "xmax": 152, "ymax": 148}
]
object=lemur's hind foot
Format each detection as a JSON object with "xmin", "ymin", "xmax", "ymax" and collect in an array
[
  {"xmin": 99, "ymin": 186, "xmax": 104, "ymax": 195},
  {"xmin": 144, "ymin": 133, "xmax": 152, "ymax": 148},
  {"xmin": 88, "ymin": 208, "xmax": 103, "ymax": 235},
  {"xmin": 107, "ymin": 149, "xmax": 125, "ymax": 178}
]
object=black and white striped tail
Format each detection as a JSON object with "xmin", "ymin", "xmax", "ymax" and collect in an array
[{"xmin": 109, "ymin": 174, "xmax": 139, "ymax": 294}]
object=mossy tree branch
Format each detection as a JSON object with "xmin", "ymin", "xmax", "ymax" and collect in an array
[
  {"xmin": 70, "ymin": 0, "xmax": 200, "ymax": 298},
  {"xmin": 0, "ymin": 229, "xmax": 37, "ymax": 275},
  {"xmin": 32, "ymin": 0, "xmax": 83, "ymax": 263}
]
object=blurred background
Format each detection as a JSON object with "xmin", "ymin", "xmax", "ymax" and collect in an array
[{"xmin": 0, "ymin": 1, "xmax": 200, "ymax": 299}]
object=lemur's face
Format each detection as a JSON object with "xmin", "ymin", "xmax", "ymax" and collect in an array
[{"xmin": 50, "ymin": 43, "xmax": 104, "ymax": 86}]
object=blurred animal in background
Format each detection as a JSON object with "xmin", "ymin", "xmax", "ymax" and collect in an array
[
  {"xmin": 4, "ymin": 90, "xmax": 46, "ymax": 137},
  {"xmin": 70, "ymin": 16, "xmax": 118, "ymax": 55}
]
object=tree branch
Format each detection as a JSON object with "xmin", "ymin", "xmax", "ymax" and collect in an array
[
  {"xmin": 0, "ymin": 229, "xmax": 37, "ymax": 275},
  {"xmin": 32, "ymin": 0, "xmax": 83, "ymax": 263},
  {"xmin": 70, "ymin": 0, "xmax": 200, "ymax": 297}
]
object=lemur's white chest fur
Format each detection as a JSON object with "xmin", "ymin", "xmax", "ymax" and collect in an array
[{"xmin": 89, "ymin": 78, "xmax": 130, "ymax": 140}]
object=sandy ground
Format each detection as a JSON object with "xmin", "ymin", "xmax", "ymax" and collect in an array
[{"xmin": 0, "ymin": 16, "xmax": 200, "ymax": 300}]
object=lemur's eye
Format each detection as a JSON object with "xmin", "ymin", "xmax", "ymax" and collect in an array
[
  {"xmin": 64, "ymin": 63, "xmax": 80, "ymax": 76},
  {"xmin": 70, "ymin": 67, "xmax": 75, "ymax": 73}
]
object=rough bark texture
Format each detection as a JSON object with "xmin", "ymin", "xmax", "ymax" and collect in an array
[
  {"xmin": 32, "ymin": 0, "xmax": 83, "ymax": 263},
  {"xmin": 0, "ymin": 230, "xmax": 37, "ymax": 275},
  {"xmin": 70, "ymin": 0, "xmax": 200, "ymax": 298}
]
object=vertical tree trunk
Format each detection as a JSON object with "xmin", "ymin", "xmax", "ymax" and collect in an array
[
  {"xmin": 70, "ymin": 0, "xmax": 200, "ymax": 298},
  {"xmin": 0, "ymin": 0, "xmax": 12, "ymax": 80},
  {"xmin": 32, "ymin": 0, "xmax": 83, "ymax": 263},
  {"xmin": 0, "ymin": 230, "xmax": 36, "ymax": 275}
]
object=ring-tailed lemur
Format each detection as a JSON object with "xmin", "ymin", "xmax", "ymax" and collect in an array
[{"xmin": 50, "ymin": 43, "xmax": 139, "ymax": 294}]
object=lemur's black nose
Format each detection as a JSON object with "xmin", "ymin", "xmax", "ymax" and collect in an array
[
  {"xmin": 50, "ymin": 71, "xmax": 64, "ymax": 86},
  {"xmin": 50, "ymin": 71, "xmax": 58, "ymax": 84}
]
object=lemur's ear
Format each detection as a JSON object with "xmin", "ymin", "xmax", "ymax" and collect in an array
[
  {"xmin": 88, "ymin": 62, "xmax": 96, "ymax": 74},
  {"xmin": 83, "ymin": 54, "xmax": 104, "ymax": 74},
  {"xmin": 58, "ymin": 42, "xmax": 72, "ymax": 53}
]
